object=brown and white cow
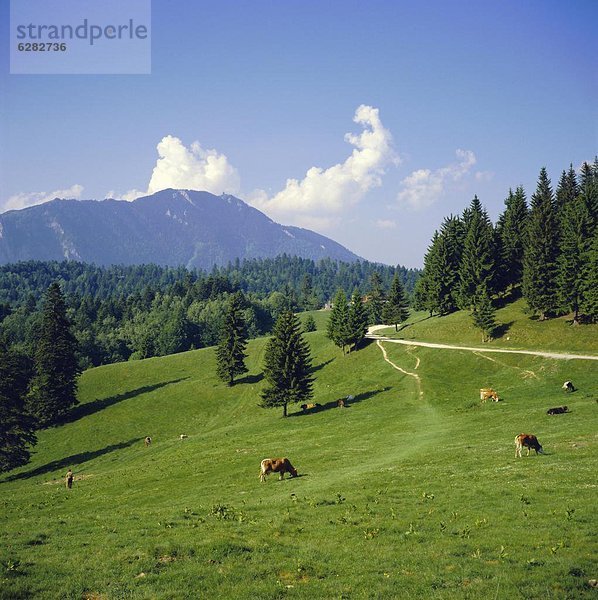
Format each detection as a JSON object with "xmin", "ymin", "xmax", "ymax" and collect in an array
[
  {"xmin": 259, "ymin": 458, "xmax": 298, "ymax": 482},
  {"xmin": 144, "ymin": 436, "xmax": 152, "ymax": 447},
  {"xmin": 480, "ymin": 388, "xmax": 499, "ymax": 402},
  {"xmin": 515, "ymin": 434, "xmax": 544, "ymax": 457}
]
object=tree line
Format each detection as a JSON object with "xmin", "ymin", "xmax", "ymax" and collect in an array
[{"xmin": 414, "ymin": 159, "xmax": 598, "ymax": 339}]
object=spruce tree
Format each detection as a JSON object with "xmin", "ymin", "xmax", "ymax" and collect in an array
[
  {"xmin": 458, "ymin": 196, "xmax": 495, "ymax": 309},
  {"xmin": 522, "ymin": 168, "xmax": 559, "ymax": 320},
  {"xmin": 420, "ymin": 231, "xmax": 457, "ymax": 316},
  {"xmin": 367, "ymin": 272, "xmax": 385, "ymax": 325},
  {"xmin": 327, "ymin": 289, "xmax": 350, "ymax": 353},
  {"xmin": 347, "ymin": 289, "xmax": 368, "ymax": 351},
  {"xmin": 26, "ymin": 283, "xmax": 81, "ymax": 426},
  {"xmin": 261, "ymin": 311, "xmax": 313, "ymax": 417},
  {"xmin": 0, "ymin": 343, "xmax": 37, "ymax": 473},
  {"xmin": 580, "ymin": 226, "xmax": 598, "ymax": 322},
  {"xmin": 556, "ymin": 197, "xmax": 592, "ymax": 324},
  {"xmin": 497, "ymin": 187, "xmax": 528, "ymax": 292},
  {"xmin": 555, "ymin": 165, "xmax": 580, "ymax": 215},
  {"xmin": 382, "ymin": 273, "xmax": 410, "ymax": 330},
  {"xmin": 471, "ymin": 288, "xmax": 497, "ymax": 342},
  {"xmin": 216, "ymin": 291, "xmax": 248, "ymax": 385}
]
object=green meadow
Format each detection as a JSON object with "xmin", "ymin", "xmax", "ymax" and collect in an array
[{"xmin": 1, "ymin": 308, "xmax": 597, "ymax": 599}]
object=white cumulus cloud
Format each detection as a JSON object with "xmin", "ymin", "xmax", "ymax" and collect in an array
[
  {"xmin": 375, "ymin": 219, "xmax": 397, "ymax": 229},
  {"xmin": 249, "ymin": 105, "xmax": 397, "ymax": 225},
  {"xmin": 2, "ymin": 184, "xmax": 84, "ymax": 212},
  {"xmin": 398, "ymin": 149, "xmax": 476, "ymax": 210},
  {"xmin": 107, "ymin": 135, "xmax": 241, "ymax": 202},
  {"xmin": 148, "ymin": 135, "xmax": 240, "ymax": 195}
]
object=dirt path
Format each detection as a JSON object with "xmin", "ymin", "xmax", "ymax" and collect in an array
[
  {"xmin": 367, "ymin": 326, "xmax": 598, "ymax": 362},
  {"xmin": 376, "ymin": 340, "xmax": 424, "ymax": 397}
]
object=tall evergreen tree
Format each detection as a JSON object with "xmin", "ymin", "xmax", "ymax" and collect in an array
[
  {"xmin": 0, "ymin": 343, "xmax": 36, "ymax": 473},
  {"xmin": 347, "ymin": 289, "xmax": 368, "ymax": 351},
  {"xmin": 382, "ymin": 273, "xmax": 410, "ymax": 330},
  {"xmin": 580, "ymin": 226, "xmax": 598, "ymax": 322},
  {"xmin": 418, "ymin": 232, "xmax": 458, "ymax": 316},
  {"xmin": 216, "ymin": 291, "xmax": 248, "ymax": 385},
  {"xmin": 327, "ymin": 289, "xmax": 350, "ymax": 354},
  {"xmin": 367, "ymin": 272, "xmax": 385, "ymax": 325},
  {"xmin": 471, "ymin": 287, "xmax": 497, "ymax": 342},
  {"xmin": 557, "ymin": 197, "xmax": 592, "ymax": 324},
  {"xmin": 523, "ymin": 168, "xmax": 559, "ymax": 320},
  {"xmin": 260, "ymin": 311, "xmax": 313, "ymax": 417},
  {"xmin": 26, "ymin": 283, "xmax": 81, "ymax": 426},
  {"xmin": 458, "ymin": 196, "xmax": 495, "ymax": 309},
  {"xmin": 496, "ymin": 187, "xmax": 528, "ymax": 292},
  {"xmin": 555, "ymin": 165, "xmax": 580, "ymax": 215}
]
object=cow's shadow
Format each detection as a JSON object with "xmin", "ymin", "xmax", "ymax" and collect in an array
[{"xmin": 288, "ymin": 387, "xmax": 391, "ymax": 417}]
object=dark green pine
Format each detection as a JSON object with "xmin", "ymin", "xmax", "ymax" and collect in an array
[
  {"xmin": 458, "ymin": 196, "xmax": 495, "ymax": 310},
  {"xmin": 0, "ymin": 343, "xmax": 37, "ymax": 473},
  {"xmin": 497, "ymin": 186, "xmax": 528, "ymax": 291},
  {"xmin": 327, "ymin": 288, "xmax": 350, "ymax": 354},
  {"xmin": 216, "ymin": 291, "xmax": 249, "ymax": 385},
  {"xmin": 261, "ymin": 311, "xmax": 314, "ymax": 417},
  {"xmin": 382, "ymin": 272, "xmax": 410, "ymax": 331},
  {"xmin": 367, "ymin": 272, "xmax": 385, "ymax": 325},
  {"xmin": 26, "ymin": 282, "xmax": 81, "ymax": 427},
  {"xmin": 347, "ymin": 289, "xmax": 368, "ymax": 351},
  {"xmin": 523, "ymin": 168, "xmax": 559, "ymax": 320},
  {"xmin": 471, "ymin": 287, "xmax": 497, "ymax": 342}
]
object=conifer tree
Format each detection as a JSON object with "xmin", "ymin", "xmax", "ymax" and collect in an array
[
  {"xmin": 261, "ymin": 311, "xmax": 313, "ymax": 417},
  {"xmin": 382, "ymin": 273, "xmax": 410, "ymax": 330},
  {"xmin": 523, "ymin": 168, "xmax": 559, "ymax": 320},
  {"xmin": 0, "ymin": 343, "xmax": 36, "ymax": 473},
  {"xmin": 216, "ymin": 291, "xmax": 248, "ymax": 385},
  {"xmin": 471, "ymin": 288, "xmax": 497, "ymax": 342},
  {"xmin": 458, "ymin": 196, "xmax": 495, "ymax": 309},
  {"xmin": 557, "ymin": 197, "xmax": 592, "ymax": 324},
  {"xmin": 580, "ymin": 227, "xmax": 598, "ymax": 322},
  {"xmin": 555, "ymin": 165, "xmax": 580, "ymax": 215},
  {"xmin": 367, "ymin": 272, "xmax": 385, "ymax": 325},
  {"xmin": 26, "ymin": 283, "xmax": 81, "ymax": 426},
  {"xmin": 496, "ymin": 187, "xmax": 528, "ymax": 292},
  {"xmin": 420, "ymin": 232, "xmax": 455, "ymax": 315},
  {"xmin": 347, "ymin": 289, "xmax": 368, "ymax": 351},
  {"xmin": 327, "ymin": 289, "xmax": 350, "ymax": 353}
]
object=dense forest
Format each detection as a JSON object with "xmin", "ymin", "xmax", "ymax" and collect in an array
[
  {"xmin": 415, "ymin": 159, "xmax": 598, "ymax": 334},
  {"xmin": 0, "ymin": 256, "xmax": 418, "ymax": 368}
]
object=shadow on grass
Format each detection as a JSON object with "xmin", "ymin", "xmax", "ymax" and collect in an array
[
  {"xmin": 3, "ymin": 438, "xmax": 143, "ymax": 482},
  {"xmin": 288, "ymin": 386, "xmax": 392, "ymax": 417},
  {"xmin": 493, "ymin": 321, "xmax": 514, "ymax": 339},
  {"xmin": 311, "ymin": 358, "xmax": 335, "ymax": 373},
  {"xmin": 64, "ymin": 378, "xmax": 188, "ymax": 424},
  {"xmin": 236, "ymin": 373, "xmax": 264, "ymax": 385}
]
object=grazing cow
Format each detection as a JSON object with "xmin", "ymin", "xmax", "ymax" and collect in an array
[
  {"xmin": 180, "ymin": 434, "xmax": 188, "ymax": 440},
  {"xmin": 562, "ymin": 381, "xmax": 575, "ymax": 393},
  {"xmin": 337, "ymin": 398, "xmax": 345, "ymax": 408},
  {"xmin": 144, "ymin": 436, "xmax": 152, "ymax": 447},
  {"xmin": 515, "ymin": 434, "xmax": 544, "ymax": 457},
  {"xmin": 547, "ymin": 406, "xmax": 568, "ymax": 415},
  {"xmin": 480, "ymin": 388, "xmax": 500, "ymax": 402},
  {"xmin": 259, "ymin": 458, "xmax": 298, "ymax": 482},
  {"xmin": 300, "ymin": 403, "xmax": 320, "ymax": 413}
]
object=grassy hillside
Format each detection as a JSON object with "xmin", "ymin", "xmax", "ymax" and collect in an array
[
  {"xmin": 1, "ymin": 305, "xmax": 597, "ymax": 599},
  {"xmin": 379, "ymin": 298, "xmax": 598, "ymax": 354}
]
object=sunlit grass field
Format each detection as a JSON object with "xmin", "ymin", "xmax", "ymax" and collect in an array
[{"xmin": 1, "ymin": 307, "xmax": 596, "ymax": 598}]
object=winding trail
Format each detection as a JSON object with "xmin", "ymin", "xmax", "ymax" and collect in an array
[
  {"xmin": 375, "ymin": 340, "xmax": 424, "ymax": 397},
  {"xmin": 367, "ymin": 326, "xmax": 598, "ymax": 362}
]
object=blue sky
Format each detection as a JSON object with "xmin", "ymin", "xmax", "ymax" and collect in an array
[{"xmin": 1, "ymin": 0, "xmax": 596, "ymax": 267}]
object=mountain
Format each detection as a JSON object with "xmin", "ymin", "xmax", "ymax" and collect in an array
[{"xmin": 0, "ymin": 189, "xmax": 361, "ymax": 268}]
